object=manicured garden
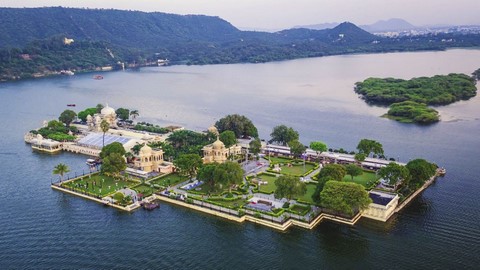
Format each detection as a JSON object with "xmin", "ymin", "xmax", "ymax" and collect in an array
[
  {"xmin": 255, "ymin": 173, "xmax": 279, "ymax": 193},
  {"xmin": 133, "ymin": 183, "xmax": 157, "ymax": 197},
  {"xmin": 343, "ymin": 170, "xmax": 380, "ymax": 188},
  {"xmin": 278, "ymin": 163, "xmax": 316, "ymax": 176},
  {"xmin": 150, "ymin": 173, "xmax": 187, "ymax": 187},
  {"xmin": 207, "ymin": 197, "xmax": 249, "ymax": 209},
  {"xmin": 295, "ymin": 183, "xmax": 316, "ymax": 204},
  {"xmin": 62, "ymin": 174, "xmax": 139, "ymax": 197}
]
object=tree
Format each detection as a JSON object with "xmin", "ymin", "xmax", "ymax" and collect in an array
[
  {"xmin": 213, "ymin": 161, "xmax": 244, "ymax": 193},
  {"xmin": 173, "ymin": 154, "xmax": 203, "ymax": 180},
  {"xmin": 270, "ymin": 125, "xmax": 299, "ymax": 146},
  {"xmin": 406, "ymin": 159, "xmax": 437, "ymax": 188},
  {"xmin": 115, "ymin": 108, "xmax": 130, "ymax": 121},
  {"xmin": 219, "ymin": 130, "xmax": 237, "ymax": 148},
  {"xmin": 274, "ymin": 175, "xmax": 307, "ymax": 200},
  {"xmin": 113, "ymin": 192, "xmax": 124, "ymax": 202},
  {"xmin": 354, "ymin": 153, "xmax": 366, "ymax": 163},
  {"xmin": 130, "ymin": 109, "xmax": 139, "ymax": 119},
  {"xmin": 288, "ymin": 140, "xmax": 306, "ymax": 157},
  {"xmin": 215, "ymin": 114, "xmax": 258, "ymax": 138},
  {"xmin": 378, "ymin": 162, "xmax": 410, "ymax": 189},
  {"xmin": 312, "ymin": 176, "xmax": 334, "ymax": 203},
  {"xmin": 100, "ymin": 142, "xmax": 126, "ymax": 159},
  {"xmin": 100, "ymin": 120, "xmax": 110, "ymax": 147},
  {"xmin": 249, "ymin": 138, "xmax": 262, "ymax": 157},
  {"xmin": 345, "ymin": 164, "xmax": 363, "ymax": 181},
  {"xmin": 317, "ymin": 164, "xmax": 347, "ymax": 181},
  {"xmin": 58, "ymin": 109, "xmax": 76, "ymax": 127},
  {"xmin": 356, "ymin": 139, "xmax": 384, "ymax": 157},
  {"xmin": 131, "ymin": 143, "xmax": 143, "ymax": 156},
  {"xmin": 53, "ymin": 163, "xmax": 70, "ymax": 181},
  {"xmin": 197, "ymin": 163, "xmax": 219, "ymax": 192},
  {"xmin": 101, "ymin": 153, "xmax": 126, "ymax": 179},
  {"xmin": 310, "ymin": 141, "xmax": 327, "ymax": 157},
  {"xmin": 77, "ymin": 107, "xmax": 97, "ymax": 122},
  {"xmin": 320, "ymin": 181, "xmax": 372, "ymax": 216},
  {"xmin": 96, "ymin": 103, "xmax": 104, "ymax": 113}
]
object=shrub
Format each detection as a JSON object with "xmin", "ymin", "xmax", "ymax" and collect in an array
[
  {"xmin": 225, "ymin": 193, "xmax": 234, "ymax": 198},
  {"xmin": 282, "ymin": 202, "xmax": 290, "ymax": 208},
  {"xmin": 113, "ymin": 192, "xmax": 124, "ymax": 202}
]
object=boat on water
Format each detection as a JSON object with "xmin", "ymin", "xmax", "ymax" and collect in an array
[
  {"xmin": 438, "ymin": 167, "xmax": 446, "ymax": 176},
  {"xmin": 67, "ymin": 104, "xmax": 76, "ymax": 107},
  {"xmin": 93, "ymin": 75, "xmax": 103, "ymax": 80},
  {"xmin": 142, "ymin": 202, "xmax": 159, "ymax": 210}
]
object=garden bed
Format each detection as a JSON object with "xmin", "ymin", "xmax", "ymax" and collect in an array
[{"xmin": 61, "ymin": 174, "xmax": 139, "ymax": 197}]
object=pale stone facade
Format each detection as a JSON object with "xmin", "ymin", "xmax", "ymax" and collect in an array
[
  {"xmin": 202, "ymin": 138, "xmax": 242, "ymax": 164},
  {"xmin": 362, "ymin": 191, "xmax": 399, "ymax": 222},
  {"xmin": 133, "ymin": 144, "xmax": 173, "ymax": 173},
  {"xmin": 86, "ymin": 104, "xmax": 118, "ymax": 132}
]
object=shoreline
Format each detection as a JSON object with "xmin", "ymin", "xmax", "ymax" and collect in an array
[
  {"xmin": 3, "ymin": 47, "xmax": 479, "ymax": 84},
  {"xmin": 51, "ymin": 170, "xmax": 443, "ymax": 231}
]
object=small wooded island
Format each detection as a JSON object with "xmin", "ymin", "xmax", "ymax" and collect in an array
[{"xmin": 355, "ymin": 72, "xmax": 478, "ymax": 124}]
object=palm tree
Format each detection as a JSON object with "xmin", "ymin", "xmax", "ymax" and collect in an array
[
  {"xmin": 130, "ymin": 110, "xmax": 139, "ymax": 120},
  {"xmin": 53, "ymin": 163, "xmax": 70, "ymax": 182},
  {"xmin": 100, "ymin": 120, "xmax": 110, "ymax": 147}
]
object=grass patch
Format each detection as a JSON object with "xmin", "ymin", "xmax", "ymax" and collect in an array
[
  {"xmin": 267, "ymin": 156, "xmax": 294, "ymax": 164},
  {"xmin": 207, "ymin": 198, "xmax": 249, "ymax": 209},
  {"xmin": 279, "ymin": 163, "xmax": 316, "ymax": 176},
  {"xmin": 289, "ymin": 204, "xmax": 311, "ymax": 215},
  {"xmin": 149, "ymin": 173, "xmax": 188, "ymax": 187},
  {"xmin": 133, "ymin": 183, "xmax": 156, "ymax": 197},
  {"xmin": 343, "ymin": 170, "xmax": 380, "ymax": 188},
  {"xmin": 62, "ymin": 174, "xmax": 139, "ymax": 197},
  {"xmin": 256, "ymin": 173, "xmax": 279, "ymax": 193},
  {"xmin": 295, "ymin": 183, "xmax": 317, "ymax": 204}
]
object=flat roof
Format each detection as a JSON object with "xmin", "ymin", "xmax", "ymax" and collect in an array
[
  {"xmin": 369, "ymin": 191, "xmax": 396, "ymax": 206},
  {"xmin": 77, "ymin": 133, "xmax": 132, "ymax": 148}
]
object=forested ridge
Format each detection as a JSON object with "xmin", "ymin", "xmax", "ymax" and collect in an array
[{"xmin": 1, "ymin": 7, "xmax": 480, "ymax": 81}]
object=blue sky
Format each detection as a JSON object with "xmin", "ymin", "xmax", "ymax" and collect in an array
[{"xmin": 3, "ymin": 0, "xmax": 479, "ymax": 30}]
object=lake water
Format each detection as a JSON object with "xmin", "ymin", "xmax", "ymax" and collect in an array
[{"xmin": 0, "ymin": 49, "xmax": 479, "ymax": 269}]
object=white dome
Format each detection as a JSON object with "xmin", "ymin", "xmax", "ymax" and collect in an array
[
  {"xmin": 101, "ymin": 104, "xmax": 115, "ymax": 115},
  {"xmin": 140, "ymin": 144, "xmax": 152, "ymax": 155},
  {"xmin": 212, "ymin": 139, "xmax": 225, "ymax": 150}
]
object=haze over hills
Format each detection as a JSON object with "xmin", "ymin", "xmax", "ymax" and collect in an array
[
  {"xmin": 361, "ymin": 18, "xmax": 416, "ymax": 32},
  {"xmin": 295, "ymin": 18, "xmax": 417, "ymax": 32}
]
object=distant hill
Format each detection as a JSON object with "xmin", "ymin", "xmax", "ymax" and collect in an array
[
  {"xmin": 360, "ymin": 18, "xmax": 416, "ymax": 33},
  {"xmin": 296, "ymin": 18, "xmax": 416, "ymax": 33},
  {"xmin": 277, "ymin": 22, "xmax": 377, "ymax": 43},
  {"xmin": 0, "ymin": 7, "xmax": 241, "ymax": 49},
  {"xmin": 293, "ymin": 22, "xmax": 339, "ymax": 30}
]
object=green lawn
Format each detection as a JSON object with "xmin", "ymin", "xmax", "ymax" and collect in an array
[
  {"xmin": 343, "ymin": 170, "xmax": 380, "ymax": 188},
  {"xmin": 62, "ymin": 174, "xmax": 139, "ymax": 197},
  {"xmin": 149, "ymin": 173, "xmax": 188, "ymax": 187},
  {"xmin": 296, "ymin": 183, "xmax": 317, "ymax": 204},
  {"xmin": 133, "ymin": 183, "xmax": 157, "ymax": 197},
  {"xmin": 290, "ymin": 204, "xmax": 311, "ymax": 215},
  {"xmin": 207, "ymin": 198, "xmax": 249, "ymax": 209},
  {"xmin": 256, "ymin": 173, "xmax": 279, "ymax": 193},
  {"xmin": 279, "ymin": 163, "xmax": 316, "ymax": 176},
  {"xmin": 268, "ymin": 156, "xmax": 294, "ymax": 164}
]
